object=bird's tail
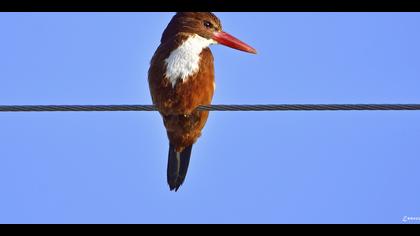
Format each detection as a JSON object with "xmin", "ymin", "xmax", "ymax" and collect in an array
[{"xmin": 167, "ymin": 143, "xmax": 193, "ymax": 192}]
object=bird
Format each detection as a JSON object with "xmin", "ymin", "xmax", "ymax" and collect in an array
[{"xmin": 148, "ymin": 12, "xmax": 256, "ymax": 191}]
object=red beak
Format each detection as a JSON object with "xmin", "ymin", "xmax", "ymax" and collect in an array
[{"xmin": 212, "ymin": 31, "xmax": 257, "ymax": 54}]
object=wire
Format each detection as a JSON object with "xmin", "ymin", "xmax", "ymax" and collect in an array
[{"xmin": 0, "ymin": 104, "xmax": 419, "ymax": 112}]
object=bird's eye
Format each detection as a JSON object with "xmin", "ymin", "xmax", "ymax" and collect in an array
[{"xmin": 204, "ymin": 21, "xmax": 213, "ymax": 29}]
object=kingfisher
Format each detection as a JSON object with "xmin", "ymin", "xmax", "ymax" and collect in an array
[{"xmin": 148, "ymin": 12, "xmax": 256, "ymax": 191}]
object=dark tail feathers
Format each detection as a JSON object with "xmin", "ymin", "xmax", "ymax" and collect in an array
[{"xmin": 167, "ymin": 144, "xmax": 193, "ymax": 192}]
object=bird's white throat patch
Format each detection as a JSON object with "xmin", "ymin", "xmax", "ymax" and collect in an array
[{"xmin": 164, "ymin": 34, "xmax": 216, "ymax": 88}]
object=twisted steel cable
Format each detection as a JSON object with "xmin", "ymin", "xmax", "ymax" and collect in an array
[{"xmin": 0, "ymin": 104, "xmax": 419, "ymax": 112}]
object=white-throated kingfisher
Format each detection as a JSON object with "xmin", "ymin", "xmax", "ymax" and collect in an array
[{"xmin": 148, "ymin": 12, "xmax": 256, "ymax": 191}]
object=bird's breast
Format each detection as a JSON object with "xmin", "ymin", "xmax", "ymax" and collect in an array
[
  {"xmin": 164, "ymin": 34, "xmax": 216, "ymax": 88},
  {"xmin": 148, "ymin": 35, "xmax": 216, "ymax": 115}
]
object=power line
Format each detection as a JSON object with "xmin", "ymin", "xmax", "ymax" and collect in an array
[{"xmin": 0, "ymin": 104, "xmax": 419, "ymax": 112}]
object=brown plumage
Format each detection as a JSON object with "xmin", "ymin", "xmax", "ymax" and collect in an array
[
  {"xmin": 148, "ymin": 12, "xmax": 256, "ymax": 191},
  {"xmin": 149, "ymin": 39, "xmax": 215, "ymax": 151}
]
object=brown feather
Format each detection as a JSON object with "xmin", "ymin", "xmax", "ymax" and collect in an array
[{"xmin": 148, "ymin": 35, "xmax": 215, "ymax": 152}]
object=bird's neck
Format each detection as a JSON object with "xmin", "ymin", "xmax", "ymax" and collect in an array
[{"xmin": 164, "ymin": 34, "xmax": 216, "ymax": 88}]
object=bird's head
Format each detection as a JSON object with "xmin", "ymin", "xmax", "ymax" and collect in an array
[{"xmin": 161, "ymin": 12, "xmax": 257, "ymax": 54}]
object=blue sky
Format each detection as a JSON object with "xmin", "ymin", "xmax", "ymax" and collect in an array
[{"xmin": 0, "ymin": 12, "xmax": 419, "ymax": 224}]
